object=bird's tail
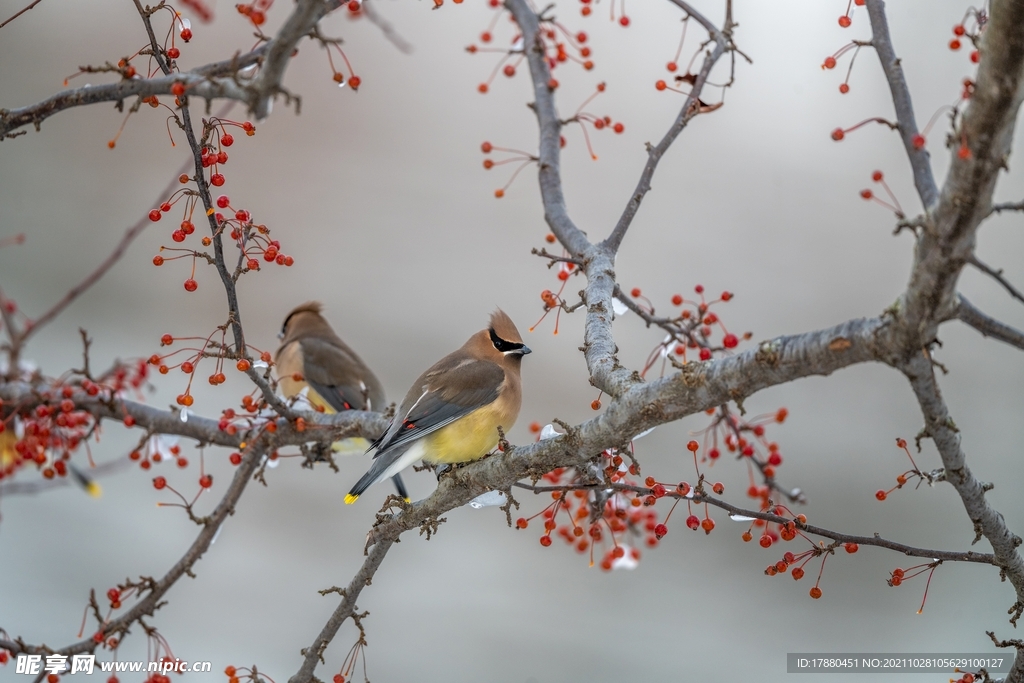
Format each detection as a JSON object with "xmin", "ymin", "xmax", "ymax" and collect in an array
[{"xmin": 345, "ymin": 443, "xmax": 416, "ymax": 504}]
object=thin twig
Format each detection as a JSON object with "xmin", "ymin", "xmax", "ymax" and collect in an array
[
  {"xmin": 969, "ymin": 255, "xmax": 1024, "ymax": 306},
  {"xmin": 0, "ymin": 0, "xmax": 43, "ymax": 30}
]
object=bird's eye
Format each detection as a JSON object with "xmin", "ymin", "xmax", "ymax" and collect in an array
[{"xmin": 489, "ymin": 328, "xmax": 523, "ymax": 353}]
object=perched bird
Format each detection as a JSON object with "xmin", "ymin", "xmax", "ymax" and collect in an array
[
  {"xmin": 345, "ymin": 309, "xmax": 530, "ymax": 504},
  {"xmin": 275, "ymin": 302, "xmax": 409, "ymax": 501}
]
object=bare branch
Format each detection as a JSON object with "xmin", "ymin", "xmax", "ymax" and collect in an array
[
  {"xmin": 251, "ymin": 0, "xmax": 342, "ymax": 119},
  {"xmin": 360, "ymin": 0, "xmax": 413, "ymax": 54},
  {"xmin": 0, "ymin": 0, "xmax": 344, "ymax": 138},
  {"xmin": 2, "ymin": 438, "xmax": 270, "ymax": 659},
  {"xmin": 989, "ymin": 199, "xmax": 1024, "ymax": 215},
  {"xmin": 955, "ymin": 294, "xmax": 1024, "ymax": 350},
  {"xmin": 0, "ymin": 0, "xmax": 43, "ymax": 31},
  {"xmin": 864, "ymin": 0, "xmax": 940, "ymax": 209},
  {"xmin": 17, "ymin": 159, "xmax": 193, "ymax": 346},
  {"xmin": 515, "ymin": 481, "xmax": 997, "ymax": 565},
  {"xmin": 503, "ymin": 0, "xmax": 590, "ymax": 256},
  {"xmin": 602, "ymin": 4, "xmax": 727, "ymax": 254},
  {"xmin": 288, "ymin": 539, "xmax": 395, "ymax": 683},
  {"xmin": 969, "ymin": 254, "xmax": 1024, "ymax": 306},
  {"xmin": 900, "ymin": 352, "xmax": 1024, "ymax": 615}
]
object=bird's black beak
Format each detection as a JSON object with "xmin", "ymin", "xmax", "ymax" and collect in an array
[{"xmin": 515, "ymin": 345, "xmax": 532, "ymax": 356}]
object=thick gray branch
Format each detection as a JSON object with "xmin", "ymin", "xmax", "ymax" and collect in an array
[{"xmin": 865, "ymin": 0, "xmax": 940, "ymax": 209}]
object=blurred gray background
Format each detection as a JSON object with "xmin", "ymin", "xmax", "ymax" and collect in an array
[{"xmin": 1, "ymin": 0, "xmax": 1022, "ymax": 681}]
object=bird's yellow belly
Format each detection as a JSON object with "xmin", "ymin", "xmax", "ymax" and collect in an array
[{"xmin": 422, "ymin": 405, "xmax": 514, "ymax": 464}]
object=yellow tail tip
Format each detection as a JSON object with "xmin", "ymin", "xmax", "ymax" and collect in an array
[
  {"xmin": 404, "ymin": 497, "xmax": 411, "ymax": 503},
  {"xmin": 344, "ymin": 493, "xmax": 359, "ymax": 505},
  {"xmin": 86, "ymin": 482, "xmax": 103, "ymax": 498}
]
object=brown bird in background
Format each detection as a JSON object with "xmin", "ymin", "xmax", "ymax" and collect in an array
[
  {"xmin": 345, "ymin": 309, "xmax": 530, "ymax": 503},
  {"xmin": 275, "ymin": 302, "xmax": 408, "ymax": 501}
]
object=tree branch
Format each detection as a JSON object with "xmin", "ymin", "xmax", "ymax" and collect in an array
[
  {"xmin": 503, "ymin": 0, "xmax": 590, "ymax": 257},
  {"xmin": 955, "ymin": 294, "xmax": 1024, "ymax": 350},
  {"xmin": 1, "ymin": 436, "xmax": 270, "ymax": 661},
  {"xmin": 0, "ymin": 0, "xmax": 43, "ymax": 31},
  {"xmin": 969, "ymin": 254, "xmax": 1024, "ymax": 306},
  {"xmin": 602, "ymin": 2, "xmax": 727, "ymax": 254},
  {"xmin": 288, "ymin": 538, "xmax": 395, "ymax": 683},
  {"xmin": 864, "ymin": 0, "xmax": 940, "ymax": 210},
  {"xmin": 900, "ymin": 352, "xmax": 1024, "ymax": 615},
  {"xmin": 515, "ymin": 481, "xmax": 997, "ymax": 565},
  {"xmin": 15, "ymin": 159, "xmax": 194, "ymax": 348}
]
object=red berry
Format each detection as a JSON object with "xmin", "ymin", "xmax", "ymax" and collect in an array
[
  {"xmin": 912, "ymin": 134, "xmax": 926, "ymax": 149},
  {"xmin": 875, "ymin": 490, "xmax": 887, "ymax": 501},
  {"xmin": 167, "ymin": 47, "xmax": 180, "ymax": 59},
  {"xmin": 618, "ymin": 15, "xmax": 629, "ymax": 26},
  {"xmin": 838, "ymin": 15, "xmax": 851, "ymax": 28},
  {"xmin": 686, "ymin": 440, "xmax": 699, "ymax": 452},
  {"xmin": 742, "ymin": 531, "xmax": 753, "ymax": 542},
  {"xmin": 860, "ymin": 189, "xmax": 873, "ymax": 199},
  {"xmin": 655, "ymin": 80, "xmax": 667, "ymax": 91},
  {"xmin": 216, "ymin": 195, "xmax": 230, "ymax": 208},
  {"xmin": 838, "ymin": 83, "xmax": 849, "ymax": 94},
  {"xmin": 210, "ymin": 173, "xmax": 225, "ymax": 186},
  {"xmin": 180, "ymin": 27, "xmax": 192, "ymax": 41},
  {"xmin": 171, "ymin": 82, "xmax": 185, "ymax": 97},
  {"xmin": 654, "ymin": 523, "xmax": 668, "ymax": 539},
  {"xmin": 792, "ymin": 567, "xmax": 805, "ymax": 580},
  {"xmin": 184, "ymin": 278, "xmax": 198, "ymax": 292},
  {"xmin": 149, "ymin": 209, "xmax": 162, "ymax": 221},
  {"xmin": 823, "ymin": 56, "xmax": 836, "ymax": 69},
  {"xmin": 949, "ymin": 38, "xmax": 961, "ymax": 51},
  {"xmin": 685, "ymin": 515, "xmax": 700, "ymax": 530},
  {"xmin": 153, "ymin": 476, "xmax": 167, "ymax": 490},
  {"xmin": 712, "ymin": 482, "xmax": 724, "ymax": 495},
  {"xmin": 970, "ymin": 50, "xmax": 980, "ymax": 63},
  {"xmin": 831, "ymin": 128, "xmax": 845, "ymax": 141},
  {"xmin": 844, "ymin": 542, "xmax": 859, "ymax": 553},
  {"xmin": 701, "ymin": 517, "xmax": 715, "ymax": 534},
  {"xmin": 199, "ymin": 474, "xmax": 212, "ymax": 488},
  {"xmin": 722, "ymin": 333, "xmax": 738, "ymax": 348},
  {"xmin": 539, "ymin": 535, "xmax": 552, "ymax": 547},
  {"xmin": 221, "ymin": 133, "xmax": 234, "ymax": 146},
  {"xmin": 759, "ymin": 534, "xmax": 772, "ymax": 548},
  {"xmin": 809, "ymin": 586, "xmax": 822, "ymax": 599},
  {"xmin": 172, "ymin": 230, "xmax": 186, "ymax": 242}
]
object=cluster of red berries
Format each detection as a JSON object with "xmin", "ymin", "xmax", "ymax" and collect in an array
[
  {"xmin": 874, "ymin": 437, "xmax": 927, "ymax": 502},
  {"xmin": 147, "ymin": 331, "xmax": 274, "ymax": 408},
  {"xmin": 468, "ymin": 9, "xmax": 595, "ymax": 95},
  {"xmin": 235, "ymin": 0, "xmax": 272, "ymax": 27},
  {"xmin": 0, "ymin": 366, "xmax": 147, "ymax": 486},
  {"xmin": 129, "ymin": 439, "xmax": 184, "ymax": 471},
  {"xmin": 627, "ymin": 285, "xmax": 748, "ymax": 372}
]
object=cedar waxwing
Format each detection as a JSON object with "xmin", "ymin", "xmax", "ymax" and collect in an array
[
  {"xmin": 275, "ymin": 302, "xmax": 409, "ymax": 501},
  {"xmin": 345, "ymin": 309, "xmax": 530, "ymax": 503}
]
